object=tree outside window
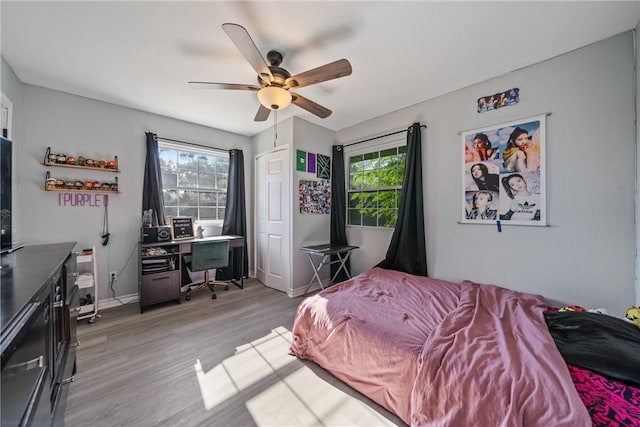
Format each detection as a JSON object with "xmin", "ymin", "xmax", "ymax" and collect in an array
[
  {"xmin": 348, "ymin": 145, "xmax": 406, "ymax": 228},
  {"xmin": 159, "ymin": 143, "xmax": 228, "ymax": 223}
]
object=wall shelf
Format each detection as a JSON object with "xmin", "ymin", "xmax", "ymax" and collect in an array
[
  {"xmin": 41, "ymin": 187, "xmax": 120, "ymax": 194},
  {"xmin": 43, "ymin": 170, "xmax": 119, "ymax": 193},
  {"xmin": 40, "ymin": 161, "xmax": 120, "ymax": 173}
]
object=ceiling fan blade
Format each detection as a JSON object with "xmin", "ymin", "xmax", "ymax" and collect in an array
[
  {"xmin": 222, "ymin": 23, "xmax": 273, "ymax": 84},
  {"xmin": 254, "ymin": 104, "xmax": 271, "ymax": 122},
  {"xmin": 290, "ymin": 92, "xmax": 332, "ymax": 118},
  {"xmin": 284, "ymin": 59, "xmax": 352, "ymax": 89},
  {"xmin": 188, "ymin": 81, "xmax": 260, "ymax": 91}
]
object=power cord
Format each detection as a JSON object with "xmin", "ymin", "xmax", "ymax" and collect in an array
[
  {"xmin": 101, "ymin": 204, "xmax": 110, "ymax": 246},
  {"xmin": 109, "ymin": 273, "xmax": 127, "ymax": 305}
]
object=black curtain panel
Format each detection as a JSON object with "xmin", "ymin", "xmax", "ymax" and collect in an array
[
  {"xmin": 216, "ymin": 149, "xmax": 248, "ymax": 281},
  {"xmin": 142, "ymin": 132, "xmax": 166, "ymax": 226},
  {"xmin": 330, "ymin": 145, "xmax": 350, "ymax": 282},
  {"xmin": 376, "ymin": 122, "xmax": 427, "ymax": 276}
]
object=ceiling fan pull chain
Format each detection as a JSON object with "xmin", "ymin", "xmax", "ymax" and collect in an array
[{"xmin": 273, "ymin": 109, "xmax": 278, "ymax": 147}]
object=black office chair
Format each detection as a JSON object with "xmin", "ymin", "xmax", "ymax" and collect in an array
[{"xmin": 185, "ymin": 240, "xmax": 230, "ymax": 301}]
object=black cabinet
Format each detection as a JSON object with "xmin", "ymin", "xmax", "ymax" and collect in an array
[
  {"xmin": 1, "ymin": 298, "xmax": 49, "ymax": 426},
  {"xmin": 138, "ymin": 244, "xmax": 181, "ymax": 313},
  {"xmin": 1, "ymin": 242, "xmax": 78, "ymax": 426}
]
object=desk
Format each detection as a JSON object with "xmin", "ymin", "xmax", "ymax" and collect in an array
[
  {"xmin": 301, "ymin": 244, "xmax": 359, "ymax": 295},
  {"xmin": 139, "ymin": 235, "xmax": 245, "ymax": 312}
]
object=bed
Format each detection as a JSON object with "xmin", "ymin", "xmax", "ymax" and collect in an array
[{"xmin": 289, "ymin": 267, "xmax": 639, "ymax": 426}]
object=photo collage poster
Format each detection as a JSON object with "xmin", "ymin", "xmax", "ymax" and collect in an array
[
  {"xmin": 461, "ymin": 115, "xmax": 546, "ymax": 226},
  {"xmin": 299, "ymin": 179, "xmax": 331, "ymax": 214}
]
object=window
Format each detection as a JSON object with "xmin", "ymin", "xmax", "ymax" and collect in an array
[
  {"xmin": 347, "ymin": 144, "xmax": 406, "ymax": 228},
  {"xmin": 158, "ymin": 142, "xmax": 229, "ymax": 224}
]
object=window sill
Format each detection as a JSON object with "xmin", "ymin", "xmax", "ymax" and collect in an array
[{"xmin": 346, "ymin": 225, "xmax": 395, "ymax": 231}]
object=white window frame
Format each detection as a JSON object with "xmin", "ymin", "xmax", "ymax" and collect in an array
[
  {"xmin": 344, "ymin": 137, "xmax": 406, "ymax": 229},
  {"xmin": 158, "ymin": 141, "xmax": 229, "ymax": 226}
]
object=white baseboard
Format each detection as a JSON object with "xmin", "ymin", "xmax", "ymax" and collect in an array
[
  {"xmin": 98, "ymin": 293, "xmax": 139, "ymax": 310},
  {"xmin": 290, "ymin": 279, "xmax": 331, "ymax": 298},
  {"xmin": 98, "ymin": 273, "xmax": 254, "ymax": 310}
]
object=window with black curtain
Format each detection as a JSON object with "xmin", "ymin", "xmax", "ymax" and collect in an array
[
  {"xmin": 346, "ymin": 141, "xmax": 407, "ymax": 228},
  {"xmin": 157, "ymin": 141, "xmax": 229, "ymax": 226}
]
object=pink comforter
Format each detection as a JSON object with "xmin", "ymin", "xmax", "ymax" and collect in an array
[{"xmin": 289, "ymin": 268, "xmax": 591, "ymax": 426}]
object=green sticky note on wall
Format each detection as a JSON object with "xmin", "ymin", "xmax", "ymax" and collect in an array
[{"xmin": 296, "ymin": 149, "xmax": 307, "ymax": 171}]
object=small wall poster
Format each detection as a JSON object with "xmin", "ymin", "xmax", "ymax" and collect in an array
[
  {"xmin": 316, "ymin": 154, "xmax": 330, "ymax": 179},
  {"xmin": 477, "ymin": 88, "xmax": 519, "ymax": 113},
  {"xmin": 461, "ymin": 114, "xmax": 546, "ymax": 226},
  {"xmin": 307, "ymin": 152, "xmax": 316, "ymax": 173},
  {"xmin": 296, "ymin": 149, "xmax": 307, "ymax": 171},
  {"xmin": 299, "ymin": 179, "xmax": 331, "ymax": 214}
]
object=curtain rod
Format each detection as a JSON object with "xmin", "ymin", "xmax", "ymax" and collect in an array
[
  {"xmin": 342, "ymin": 124, "xmax": 426, "ymax": 147},
  {"xmin": 156, "ymin": 136, "xmax": 229, "ymax": 152}
]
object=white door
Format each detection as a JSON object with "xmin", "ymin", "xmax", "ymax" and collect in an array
[{"xmin": 255, "ymin": 146, "xmax": 290, "ymax": 292}]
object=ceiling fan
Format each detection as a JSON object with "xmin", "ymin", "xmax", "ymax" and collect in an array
[{"xmin": 189, "ymin": 23, "xmax": 352, "ymax": 122}]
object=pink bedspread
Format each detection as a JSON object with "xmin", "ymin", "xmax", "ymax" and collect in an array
[{"xmin": 289, "ymin": 268, "xmax": 591, "ymax": 426}]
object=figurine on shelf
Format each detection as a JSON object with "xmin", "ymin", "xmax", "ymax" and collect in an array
[
  {"xmin": 77, "ymin": 156, "xmax": 87, "ymax": 166},
  {"xmin": 56, "ymin": 154, "xmax": 67, "ymax": 164},
  {"xmin": 66, "ymin": 156, "xmax": 76, "ymax": 165},
  {"xmin": 86, "ymin": 159, "xmax": 96, "ymax": 167},
  {"xmin": 142, "ymin": 210, "xmax": 153, "ymax": 227},
  {"xmin": 46, "ymin": 178, "xmax": 57, "ymax": 190}
]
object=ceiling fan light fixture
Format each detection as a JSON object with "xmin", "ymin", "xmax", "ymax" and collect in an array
[{"xmin": 258, "ymin": 86, "xmax": 292, "ymax": 110}]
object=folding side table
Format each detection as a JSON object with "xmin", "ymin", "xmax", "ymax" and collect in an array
[{"xmin": 301, "ymin": 244, "xmax": 359, "ymax": 295}]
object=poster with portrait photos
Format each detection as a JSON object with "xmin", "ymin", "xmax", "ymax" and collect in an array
[{"xmin": 461, "ymin": 114, "xmax": 546, "ymax": 226}]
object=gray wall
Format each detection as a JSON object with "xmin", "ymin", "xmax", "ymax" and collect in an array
[
  {"xmin": 290, "ymin": 117, "xmax": 334, "ymax": 294},
  {"xmin": 15, "ymin": 84, "xmax": 251, "ymax": 303},
  {"xmin": 337, "ymin": 32, "xmax": 636, "ymax": 316}
]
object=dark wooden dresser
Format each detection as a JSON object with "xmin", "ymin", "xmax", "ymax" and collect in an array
[{"xmin": 1, "ymin": 242, "xmax": 78, "ymax": 426}]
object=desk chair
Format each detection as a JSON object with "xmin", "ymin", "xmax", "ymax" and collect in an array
[{"xmin": 185, "ymin": 240, "xmax": 230, "ymax": 301}]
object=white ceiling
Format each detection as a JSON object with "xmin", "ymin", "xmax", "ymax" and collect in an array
[{"xmin": 2, "ymin": 1, "xmax": 639, "ymax": 137}]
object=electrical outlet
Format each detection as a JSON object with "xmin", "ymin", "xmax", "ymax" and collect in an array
[{"xmin": 110, "ymin": 271, "xmax": 117, "ymax": 281}]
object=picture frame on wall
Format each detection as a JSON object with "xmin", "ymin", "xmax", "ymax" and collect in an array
[
  {"xmin": 461, "ymin": 114, "xmax": 546, "ymax": 226},
  {"xmin": 296, "ymin": 149, "xmax": 307, "ymax": 171},
  {"xmin": 316, "ymin": 154, "xmax": 330, "ymax": 179}
]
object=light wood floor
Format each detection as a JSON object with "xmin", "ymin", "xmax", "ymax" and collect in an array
[{"xmin": 65, "ymin": 279, "xmax": 405, "ymax": 427}]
